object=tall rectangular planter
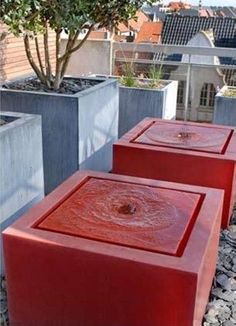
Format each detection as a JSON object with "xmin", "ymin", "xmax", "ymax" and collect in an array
[
  {"xmin": 0, "ymin": 78, "xmax": 118, "ymax": 194},
  {"xmin": 213, "ymin": 86, "xmax": 236, "ymax": 126},
  {"xmin": 119, "ymin": 80, "xmax": 178, "ymax": 137},
  {"xmin": 0, "ymin": 112, "xmax": 44, "ymax": 272}
]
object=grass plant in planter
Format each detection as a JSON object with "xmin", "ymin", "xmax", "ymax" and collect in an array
[
  {"xmin": 0, "ymin": 0, "xmax": 155, "ymax": 194},
  {"xmin": 118, "ymin": 64, "xmax": 178, "ymax": 137},
  {"xmin": 213, "ymin": 86, "xmax": 236, "ymax": 127}
]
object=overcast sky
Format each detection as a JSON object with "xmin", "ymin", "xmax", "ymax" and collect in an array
[{"xmin": 163, "ymin": 0, "xmax": 235, "ymax": 6}]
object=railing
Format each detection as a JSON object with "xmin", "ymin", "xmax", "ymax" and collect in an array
[{"xmin": 112, "ymin": 42, "xmax": 236, "ymax": 122}]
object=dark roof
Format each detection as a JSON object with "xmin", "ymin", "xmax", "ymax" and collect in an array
[
  {"xmin": 142, "ymin": 5, "xmax": 166, "ymax": 21},
  {"xmin": 162, "ymin": 16, "xmax": 236, "ymax": 45},
  {"xmin": 216, "ymin": 7, "xmax": 236, "ymax": 18},
  {"xmin": 178, "ymin": 9, "xmax": 199, "ymax": 17},
  {"xmin": 160, "ymin": 16, "xmax": 236, "ymax": 65}
]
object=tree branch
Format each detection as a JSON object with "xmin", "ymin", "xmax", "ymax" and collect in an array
[
  {"xmin": 54, "ymin": 25, "xmax": 94, "ymax": 87},
  {"xmin": 59, "ymin": 25, "xmax": 94, "ymax": 63},
  {"xmin": 68, "ymin": 25, "xmax": 94, "ymax": 55},
  {"xmin": 54, "ymin": 29, "xmax": 63, "ymax": 90},
  {"xmin": 55, "ymin": 29, "xmax": 60, "ymax": 75},
  {"xmin": 59, "ymin": 53, "xmax": 71, "ymax": 83},
  {"xmin": 57, "ymin": 30, "xmax": 81, "ymax": 81},
  {"xmin": 24, "ymin": 34, "xmax": 49, "ymax": 86},
  {"xmin": 43, "ymin": 21, "xmax": 52, "ymax": 85},
  {"xmin": 25, "ymin": 11, "xmax": 40, "ymax": 22},
  {"xmin": 34, "ymin": 35, "xmax": 46, "ymax": 78}
]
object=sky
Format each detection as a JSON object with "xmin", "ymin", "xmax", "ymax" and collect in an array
[{"xmin": 163, "ymin": 0, "xmax": 235, "ymax": 6}]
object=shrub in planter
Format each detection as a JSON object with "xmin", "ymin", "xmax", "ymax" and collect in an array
[
  {"xmin": 1, "ymin": 0, "xmax": 156, "ymax": 193},
  {"xmin": 1, "ymin": 0, "xmax": 156, "ymax": 91},
  {"xmin": 118, "ymin": 64, "xmax": 178, "ymax": 137},
  {"xmin": 213, "ymin": 86, "xmax": 236, "ymax": 127},
  {"xmin": 0, "ymin": 111, "xmax": 44, "ymax": 272},
  {"xmin": 1, "ymin": 77, "xmax": 118, "ymax": 194}
]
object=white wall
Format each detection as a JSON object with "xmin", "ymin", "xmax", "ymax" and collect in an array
[
  {"xmin": 171, "ymin": 31, "xmax": 224, "ymax": 122},
  {"xmin": 182, "ymin": 31, "xmax": 220, "ymax": 66},
  {"xmin": 61, "ymin": 38, "xmax": 112, "ymax": 76}
]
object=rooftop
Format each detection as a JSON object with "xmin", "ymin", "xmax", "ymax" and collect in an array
[
  {"xmin": 160, "ymin": 16, "xmax": 236, "ymax": 64},
  {"xmin": 135, "ymin": 21, "xmax": 163, "ymax": 43},
  {"xmin": 162, "ymin": 16, "xmax": 236, "ymax": 46}
]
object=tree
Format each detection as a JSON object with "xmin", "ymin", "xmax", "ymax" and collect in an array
[{"xmin": 1, "ymin": 0, "xmax": 155, "ymax": 90}]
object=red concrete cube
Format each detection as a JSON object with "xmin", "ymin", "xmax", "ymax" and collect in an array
[
  {"xmin": 113, "ymin": 118, "xmax": 236, "ymax": 228},
  {"xmin": 3, "ymin": 171, "xmax": 224, "ymax": 326}
]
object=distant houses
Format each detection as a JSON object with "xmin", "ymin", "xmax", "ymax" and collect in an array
[{"xmin": 159, "ymin": 15, "xmax": 236, "ymax": 121}]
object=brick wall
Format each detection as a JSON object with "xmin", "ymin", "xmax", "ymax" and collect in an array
[{"xmin": 0, "ymin": 22, "xmax": 56, "ymax": 84}]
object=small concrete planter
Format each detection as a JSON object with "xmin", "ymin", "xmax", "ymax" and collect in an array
[
  {"xmin": 0, "ymin": 112, "xmax": 44, "ymax": 272},
  {"xmin": 1, "ymin": 77, "xmax": 119, "ymax": 194},
  {"xmin": 119, "ymin": 79, "xmax": 178, "ymax": 137},
  {"xmin": 213, "ymin": 86, "xmax": 236, "ymax": 126}
]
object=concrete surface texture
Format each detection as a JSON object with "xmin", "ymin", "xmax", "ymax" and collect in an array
[
  {"xmin": 0, "ymin": 111, "xmax": 44, "ymax": 273},
  {"xmin": 0, "ymin": 78, "xmax": 118, "ymax": 194},
  {"xmin": 61, "ymin": 39, "xmax": 112, "ymax": 76},
  {"xmin": 213, "ymin": 86, "xmax": 236, "ymax": 127}
]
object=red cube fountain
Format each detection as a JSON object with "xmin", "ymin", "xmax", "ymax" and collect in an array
[
  {"xmin": 3, "ymin": 171, "xmax": 223, "ymax": 326},
  {"xmin": 113, "ymin": 118, "xmax": 236, "ymax": 228}
]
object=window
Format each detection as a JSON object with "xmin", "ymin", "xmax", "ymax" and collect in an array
[
  {"xmin": 200, "ymin": 83, "xmax": 216, "ymax": 107},
  {"xmin": 177, "ymin": 81, "xmax": 185, "ymax": 105}
]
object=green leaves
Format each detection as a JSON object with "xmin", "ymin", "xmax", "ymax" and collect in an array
[
  {"xmin": 1, "ymin": 0, "xmax": 44, "ymax": 35},
  {"xmin": 120, "ymin": 63, "xmax": 138, "ymax": 88},
  {"xmin": 1, "ymin": 0, "xmax": 156, "ymax": 35},
  {"xmin": 0, "ymin": 0, "xmax": 157, "ymax": 90}
]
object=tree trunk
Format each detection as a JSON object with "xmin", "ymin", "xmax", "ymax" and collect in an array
[
  {"xmin": 24, "ymin": 34, "xmax": 49, "ymax": 87},
  {"xmin": 34, "ymin": 35, "xmax": 46, "ymax": 78},
  {"xmin": 43, "ymin": 22, "xmax": 52, "ymax": 87},
  {"xmin": 24, "ymin": 25, "xmax": 94, "ymax": 91},
  {"xmin": 54, "ymin": 30, "xmax": 61, "ymax": 90},
  {"xmin": 52, "ymin": 25, "xmax": 94, "ymax": 90}
]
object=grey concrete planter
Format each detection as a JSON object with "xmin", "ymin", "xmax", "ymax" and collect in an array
[
  {"xmin": 213, "ymin": 86, "xmax": 236, "ymax": 126},
  {"xmin": 0, "ymin": 112, "xmax": 44, "ymax": 272},
  {"xmin": 1, "ymin": 77, "xmax": 119, "ymax": 194},
  {"xmin": 119, "ymin": 79, "xmax": 178, "ymax": 137}
]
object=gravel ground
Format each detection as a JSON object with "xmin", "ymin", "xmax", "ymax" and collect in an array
[
  {"xmin": 0, "ymin": 277, "xmax": 7, "ymax": 326},
  {"xmin": 1, "ymin": 208, "xmax": 235, "ymax": 326},
  {"xmin": 2, "ymin": 77, "xmax": 102, "ymax": 94},
  {"xmin": 203, "ymin": 208, "xmax": 236, "ymax": 326}
]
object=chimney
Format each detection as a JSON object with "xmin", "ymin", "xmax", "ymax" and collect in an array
[{"xmin": 198, "ymin": 0, "xmax": 202, "ymax": 16}]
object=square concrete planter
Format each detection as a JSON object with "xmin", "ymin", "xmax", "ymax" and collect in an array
[
  {"xmin": 0, "ymin": 112, "xmax": 44, "ymax": 272},
  {"xmin": 0, "ymin": 77, "xmax": 118, "ymax": 194},
  {"xmin": 3, "ymin": 170, "xmax": 223, "ymax": 326},
  {"xmin": 119, "ymin": 79, "xmax": 178, "ymax": 137},
  {"xmin": 213, "ymin": 86, "xmax": 236, "ymax": 126},
  {"xmin": 113, "ymin": 118, "xmax": 236, "ymax": 228}
]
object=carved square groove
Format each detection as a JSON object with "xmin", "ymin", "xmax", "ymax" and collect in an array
[
  {"xmin": 37, "ymin": 177, "xmax": 201, "ymax": 256},
  {"xmin": 133, "ymin": 121, "xmax": 232, "ymax": 154}
]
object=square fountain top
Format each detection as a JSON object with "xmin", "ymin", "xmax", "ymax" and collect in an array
[
  {"xmin": 37, "ymin": 177, "xmax": 202, "ymax": 256},
  {"xmin": 132, "ymin": 121, "xmax": 233, "ymax": 154}
]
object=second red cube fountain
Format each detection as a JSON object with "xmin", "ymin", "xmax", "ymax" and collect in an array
[{"xmin": 113, "ymin": 118, "xmax": 236, "ymax": 228}]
